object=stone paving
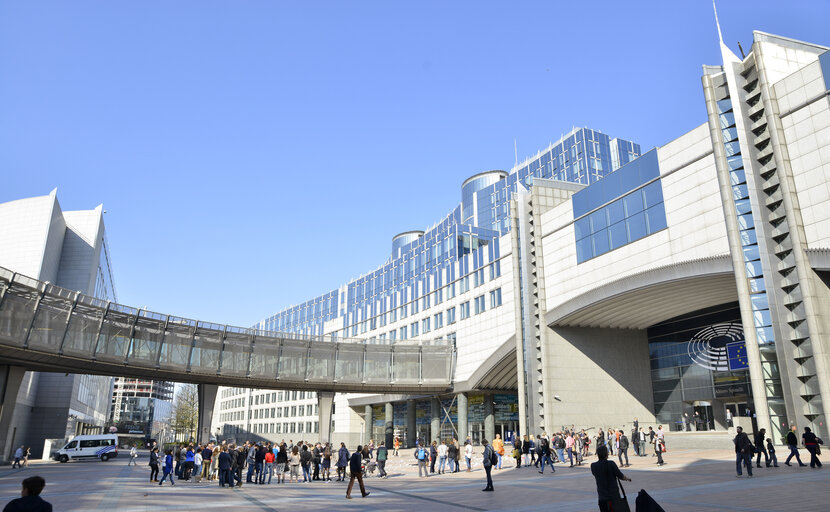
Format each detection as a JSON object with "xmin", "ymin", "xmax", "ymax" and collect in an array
[{"xmin": 1, "ymin": 447, "xmax": 827, "ymax": 511}]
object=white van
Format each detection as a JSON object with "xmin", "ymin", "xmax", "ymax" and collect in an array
[{"xmin": 53, "ymin": 434, "xmax": 119, "ymax": 462}]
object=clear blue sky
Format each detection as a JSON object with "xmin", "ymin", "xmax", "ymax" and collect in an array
[{"xmin": 1, "ymin": 1, "xmax": 828, "ymax": 328}]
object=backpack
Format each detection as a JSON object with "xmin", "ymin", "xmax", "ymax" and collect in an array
[
  {"xmin": 490, "ymin": 448, "xmax": 498, "ymax": 466},
  {"xmin": 417, "ymin": 448, "xmax": 426, "ymax": 460}
]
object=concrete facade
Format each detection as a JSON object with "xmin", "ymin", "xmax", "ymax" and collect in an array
[{"xmin": 0, "ymin": 191, "xmax": 117, "ymax": 461}]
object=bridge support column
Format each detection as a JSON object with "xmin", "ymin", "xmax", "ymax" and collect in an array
[
  {"xmin": 456, "ymin": 392, "xmax": 468, "ymax": 443},
  {"xmin": 0, "ymin": 366, "xmax": 27, "ymax": 463},
  {"xmin": 317, "ymin": 392, "xmax": 334, "ymax": 444},
  {"xmin": 197, "ymin": 384, "xmax": 218, "ymax": 444},
  {"xmin": 484, "ymin": 393, "xmax": 495, "ymax": 444},
  {"xmin": 384, "ymin": 402, "xmax": 393, "ymax": 451},
  {"xmin": 406, "ymin": 399, "xmax": 416, "ymax": 448},
  {"xmin": 430, "ymin": 397, "xmax": 440, "ymax": 444},
  {"xmin": 363, "ymin": 405, "xmax": 372, "ymax": 446}
]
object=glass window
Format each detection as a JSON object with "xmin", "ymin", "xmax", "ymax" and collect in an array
[
  {"xmin": 734, "ymin": 199, "xmax": 752, "ymax": 215},
  {"xmin": 609, "ymin": 221, "xmax": 628, "ymax": 249},
  {"xmin": 750, "ymin": 293, "xmax": 769, "ymax": 311},
  {"xmin": 589, "ymin": 208, "xmax": 608, "ymax": 233},
  {"xmin": 576, "ymin": 236, "xmax": 593, "ymax": 262},
  {"xmin": 591, "ymin": 230, "xmax": 610, "ymax": 256},
  {"xmin": 748, "ymin": 276, "xmax": 766, "ymax": 293},
  {"xmin": 745, "ymin": 260, "xmax": 764, "ymax": 277},
  {"xmin": 722, "ymin": 126, "xmax": 739, "ymax": 142},
  {"xmin": 623, "ymin": 190, "xmax": 645, "ymax": 216},
  {"xmin": 724, "ymin": 141, "xmax": 742, "ymax": 157},
  {"xmin": 400, "ymin": 326, "xmax": 407, "ymax": 339},
  {"xmin": 756, "ymin": 326, "xmax": 775, "ymax": 344},
  {"xmin": 753, "ymin": 309, "xmax": 772, "ymax": 327},
  {"xmin": 742, "ymin": 244, "xmax": 761, "ymax": 262},
  {"xmin": 643, "ymin": 181, "xmax": 664, "ymax": 208},
  {"xmin": 447, "ymin": 307, "xmax": 456, "ymax": 324},
  {"xmin": 737, "ymin": 212, "xmax": 755, "ymax": 230},
  {"xmin": 645, "ymin": 204, "xmax": 667, "ymax": 233},
  {"xmin": 730, "ymin": 168, "xmax": 746, "ymax": 185},
  {"xmin": 732, "ymin": 184, "xmax": 749, "ymax": 201},
  {"xmin": 626, "ymin": 211, "xmax": 648, "ymax": 241},
  {"xmin": 740, "ymin": 228, "xmax": 757, "ymax": 246},
  {"xmin": 727, "ymin": 155, "xmax": 744, "ymax": 171},
  {"xmin": 607, "ymin": 200, "xmax": 625, "ymax": 225}
]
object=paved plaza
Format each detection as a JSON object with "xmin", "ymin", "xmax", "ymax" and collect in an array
[{"xmin": 2, "ymin": 447, "xmax": 827, "ymax": 511}]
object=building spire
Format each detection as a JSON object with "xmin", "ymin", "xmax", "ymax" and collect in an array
[{"xmin": 713, "ymin": 0, "xmax": 724, "ymax": 44}]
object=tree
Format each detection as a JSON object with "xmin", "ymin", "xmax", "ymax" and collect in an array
[{"xmin": 171, "ymin": 384, "xmax": 198, "ymax": 442}]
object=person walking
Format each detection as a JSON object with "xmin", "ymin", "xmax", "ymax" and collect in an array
[
  {"xmin": 336, "ymin": 442, "xmax": 349, "ymax": 482},
  {"xmin": 11, "ymin": 446, "xmax": 24, "ymax": 469},
  {"xmin": 415, "ymin": 443, "xmax": 429, "ymax": 478},
  {"xmin": 345, "ymin": 445, "xmax": 370, "ymax": 499},
  {"xmin": 376, "ymin": 441, "xmax": 388, "ymax": 478},
  {"xmin": 803, "ymin": 426, "xmax": 823, "ymax": 468},
  {"xmin": 538, "ymin": 435, "xmax": 554, "ymax": 474},
  {"xmin": 565, "ymin": 432, "xmax": 575, "ymax": 467},
  {"xmin": 765, "ymin": 438, "xmax": 779, "ymax": 468},
  {"xmin": 128, "ymin": 445, "xmax": 138, "ymax": 466},
  {"xmin": 493, "ymin": 434, "xmax": 504, "ymax": 469},
  {"xmin": 4, "ymin": 476, "xmax": 52, "ymax": 512},
  {"xmin": 655, "ymin": 437, "xmax": 666, "ymax": 466},
  {"xmin": 784, "ymin": 427, "xmax": 807, "ymax": 466},
  {"xmin": 464, "ymin": 440, "xmax": 473, "ymax": 471},
  {"xmin": 158, "ymin": 450, "xmax": 175, "ymax": 486},
  {"xmin": 591, "ymin": 445, "xmax": 631, "ymax": 512},
  {"xmin": 393, "ymin": 437, "xmax": 400, "ymax": 457},
  {"xmin": 148, "ymin": 447, "xmax": 160, "ymax": 482},
  {"xmin": 482, "ymin": 439, "xmax": 495, "ymax": 492},
  {"xmin": 754, "ymin": 428, "xmax": 771, "ymax": 468},
  {"xmin": 430, "ymin": 441, "xmax": 438, "ymax": 474},
  {"xmin": 618, "ymin": 431, "xmax": 630, "ymax": 467},
  {"xmin": 733, "ymin": 426, "xmax": 754, "ymax": 477},
  {"xmin": 513, "ymin": 436, "xmax": 523, "ymax": 468}
]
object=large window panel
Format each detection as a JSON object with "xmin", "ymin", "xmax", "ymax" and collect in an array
[
  {"xmin": 623, "ymin": 190, "xmax": 645, "ymax": 216},
  {"xmin": 626, "ymin": 211, "xmax": 648, "ymax": 241},
  {"xmin": 591, "ymin": 230, "xmax": 610, "ymax": 256},
  {"xmin": 645, "ymin": 204, "xmax": 667, "ymax": 233},
  {"xmin": 609, "ymin": 221, "xmax": 628, "ymax": 250}
]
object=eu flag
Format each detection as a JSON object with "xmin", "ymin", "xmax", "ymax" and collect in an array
[{"xmin": 727, "ymin": 341, "xmax": 749, "ymax": 370}]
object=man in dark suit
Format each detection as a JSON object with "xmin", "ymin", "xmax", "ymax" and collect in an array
[
  {"xmin": 345, "ymin": 445, "xmax": 369, "ymax": 499},
  {"xmin": 218, "ymin": 448, "xmax": 233, "ymax": 487}
]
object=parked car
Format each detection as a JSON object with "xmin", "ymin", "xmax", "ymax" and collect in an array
[{"xmin": 53, "ymin": 434, "xmax": 119, "ymax": 463}]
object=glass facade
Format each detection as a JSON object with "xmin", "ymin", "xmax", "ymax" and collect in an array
[
  {"xmin": 649, "ymin": 303, "xmax": 752, "ymax": 430},
  {"xmin": 573, "ymin": 150, "xmax": 667, "ymax": 263},
  {"xmin": 259, "ymin": 127, "xmax": 639, "ymax": 337}
]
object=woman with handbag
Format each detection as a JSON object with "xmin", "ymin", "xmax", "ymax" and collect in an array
[{"xmin": 591, "ymin": 445, "xmax": 632, "ymax": 512}]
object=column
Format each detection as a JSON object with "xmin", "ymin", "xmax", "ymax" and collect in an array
[
  {"xmin": 406, "ymin": 399, "xmax": 416, "ymax": 448},
  {"xmin": 484, "ymin": 393, "xmax": 495, "ymax": 443},
  {"xmin": 317, "ymin": 392, "xmax": 335, "ymax": 443},
  {"xmin": 0, "ymin": 366, "xmax": 26, "ymax": 464},
  {"xmin": 384, "ymin": 402, "xmax": 394, "ymax": 450},
  {"xmin": 430, "ymin": 397, "xmax": 441, "ymax": 444},
  {"xmin": 364, "ymin": 405, "xmax": 372, "ymax": 446},
  {"xmin": 456, "ymin": 392, "xmax": 468, "ymax": 443},
  {"xmin": 196, "ymin": 383, "xmax": 218, "ymax": 444}
]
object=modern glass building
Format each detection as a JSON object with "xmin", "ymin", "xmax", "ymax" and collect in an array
[
  {"xmin": 214, "ymin": 128, "xmax": 641, "ymax": 445},
  {"xmin": 212, "ymin": 29, "xmax": 830, "ymax": 447},
  {"xmin": 0, "ymin": 190, "xmax": 117, "ymax": 460}
]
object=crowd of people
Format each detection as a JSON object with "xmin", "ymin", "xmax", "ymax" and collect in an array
[{"xmin": 733, "ymin": 425, "xmax": 823, "ymax": 477}]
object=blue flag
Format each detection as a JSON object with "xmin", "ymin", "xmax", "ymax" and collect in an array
[{"xmin": 727, "ymin": 341, "xmax": 749, "ymax": 370}]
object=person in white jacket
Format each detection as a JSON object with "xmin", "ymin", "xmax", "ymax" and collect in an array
[
  {"xmin": 437, "ymin": 441, "xmax": 448, "ymax": 474},
  {"xmin": 464, "ymin": 441, "xmax": 473, "ymax": 471}
]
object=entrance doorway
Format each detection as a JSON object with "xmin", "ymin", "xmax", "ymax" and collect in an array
[
  {"xmin": 692, "ymin": 402, "xmax": 714, "ymax": 431},
  {"xmin": 497, "ymin": 422, "xmax": 518, "ymax": 443}
]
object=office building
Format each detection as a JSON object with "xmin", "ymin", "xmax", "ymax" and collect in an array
[
  {"xmin": 110, "ymin": 378, "xmax": 174, "ymax": 442},
  {"xmin": 0, "ymin": 190, "xmax": 117, "ymax": 459}
]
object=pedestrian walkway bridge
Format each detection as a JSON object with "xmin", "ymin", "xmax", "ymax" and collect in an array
[{"xmin": 0, "ymin": 266, "xmax": 455, "ymax": 394}]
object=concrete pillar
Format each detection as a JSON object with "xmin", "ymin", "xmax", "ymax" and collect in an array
[
  {"xmin": 406, "ymin": 399, "xmax": 416, "ymax": 448},
  {"xmin": 384, "ymin": 402, "xmax": 394, "ymax": 450},
  {"xmin": 456, "ymin": 392, "xmax": 468, "ymax": 443},
  {"xmin": 484, "ymin": 393, "xmax": 495, "ymax": 443},
  {"xmin": 317, "ymin": 392, "xmax": 335, "ymax": 444},
  {"xmin": 0, "ymin": 366, "xmax": 27, "ymax": 463},
  {"xmin": 430, "ymin": 397, "xmax": 441, "ymax": 444},
  {"xmin": 196, "ymin": 383, "xmax": 218, "ymax": 445},
  {"xmin": 364, "ymin": 405, "xmax": 372, "ymax": 446}
]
